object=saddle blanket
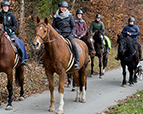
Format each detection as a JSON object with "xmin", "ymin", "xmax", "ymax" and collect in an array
[{"xmin": 103, "ymin": 35, "xmax": 111, "ymax": 49}]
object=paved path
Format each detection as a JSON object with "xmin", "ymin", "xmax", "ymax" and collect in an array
[{"xmin": 1, "ymin": 63, "xmax": 143, "ymax": 114}]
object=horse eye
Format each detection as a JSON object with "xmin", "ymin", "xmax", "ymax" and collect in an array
[{"xmin": 44, "ymin": 30, "xmax": 46, "ymax": 33}]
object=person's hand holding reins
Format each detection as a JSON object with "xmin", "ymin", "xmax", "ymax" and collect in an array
[{"xmin": 127, "ymin": 32, "xmax": 131, "ymax": 36}]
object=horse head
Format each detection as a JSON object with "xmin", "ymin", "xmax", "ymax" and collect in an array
[
  {"xmin": 81, "ymin": 32, "xmax": 96, "ymax": 57},
  {"xmin": 93, "ymin": 30, "xmax": 104, "ymax": 48},
  {"xmin": 117, "ymin": 34, "xmax": 128, "ymax": 55},
  {"xmin": 32, "ymin": 17, "xmax": 49, "ymax": 49}
]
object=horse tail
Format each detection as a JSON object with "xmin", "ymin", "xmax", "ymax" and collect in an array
[{"xmin": 15, "ymin": 66, "xmax": 24, "ymax": 87}]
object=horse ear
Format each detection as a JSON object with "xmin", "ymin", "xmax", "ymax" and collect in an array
[
  {"xmin": 44, "ymin": 17, "xmax": 49, "ymax": 25},
  {"xmin": 37, "ymin": 16, "xmax": 40, "ymax": 23},
  {"xmin": 0, "ymin": 16, "xmax": 3, "ymax": 24},
  {"xmin": 91, "ymin": 32, "xmax": 95, "ymax": 36}
]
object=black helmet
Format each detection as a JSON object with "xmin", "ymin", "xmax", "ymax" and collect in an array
[
  {"xmin": 96, "ymin": 14, "xmax": 101, "ymax": 18},
  {"xmin": 128, "ymin": 17, "xmax": 135, "ymax": 22},
  {"xmin": 58, "ymin": 1, "xmax": 68, "ymax": 8},
  {"xmin": 1, "ymin": 0, "xmax": 10, "ymax": 8},
  {"xmin": 76, "ymin": 10, "xmax": 83, "ymax": 15}
]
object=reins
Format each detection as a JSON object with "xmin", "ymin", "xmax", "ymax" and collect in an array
[{"xmin": 36, "ymin": 25, "xmax": 60, "ymax": 43}]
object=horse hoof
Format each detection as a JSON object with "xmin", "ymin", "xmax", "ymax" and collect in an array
[
  {"xmin": 5, "ymin": 105, "xmax": 13, "ymax": 110},
  {"xmin": 90, "ymin": 75, "xmax": 93, "ymax": 77},
  {"xmin": 99, "ymin": 76, "xmax": 102, "ymax": 79},
  {"xmin": 48, "ymin": 107, "xmax": 55, "ymax": 112},
  {"xmin": 81, "ymin": 98, "xmax": 86, "ymax": 103},
  {"xmin": 121, "ymin": 85, "xmax": 126, "ymax": 87},
  {"xmin": 129, "ymin": 84, "xmax": 134, "ymax": 87},
  {"xmin": 19, "ymin": 96, "xmax": 25, "ymax": 101},
  {"xmin": 56, "ymin": 109, "xmax": 63, "ymax": 114},
  {"xmin": 75, "ymin": 98, "xmax": 80, "ymax": 102}
]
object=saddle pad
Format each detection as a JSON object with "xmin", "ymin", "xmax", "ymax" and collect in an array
[
  {"xmin": 104, "ymin": 35, "xmax": 111, "ymax": 49},
  {"xmin": 5, "ymin": 35, "xmax": 19, "ymax": 68}
]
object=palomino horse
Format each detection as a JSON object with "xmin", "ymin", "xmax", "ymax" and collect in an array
[
  {"xmin": 117, "ymin": 34, "xmax": 139, "ymax": 87},
  {"xmin": 32, "ymin": 17, "xmax": 89, "ymax": 114},
  {"xmin": 0, "ymin": 20, "xmax": 24, "ymax": 109},
  {"xmin": 93, "ymin": 30, "xmax": 108, "ymax": 78}
]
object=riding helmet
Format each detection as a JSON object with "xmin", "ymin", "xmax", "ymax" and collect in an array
[
  {"xmin": 76, "ymin": 10, "xmax": 83, "ymax": 15},
  {"xmin": 96, "ymin": 14, "xmax": 101, "ymax": 18},
  {"xmin": 58, "ymin": 1, "xmax": 68, "ymax": 8},
  {"xmin": 1, "ymin": 0, "xmax": 10, "ymax": 8},
  {"xmin": 128, "ymin": 17, "xmax": 135, "ymax": 22}
]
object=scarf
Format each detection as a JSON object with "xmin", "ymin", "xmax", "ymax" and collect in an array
[
  {"xmin": 75, "ymin": 17, "xmax": 84, "ymax": 23},
  {"xmin": 55, "ymin": 9, "xmax": 70, "ymax": 19}
]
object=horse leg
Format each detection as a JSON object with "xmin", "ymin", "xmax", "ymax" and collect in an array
[
  {"xmin": 73, "ymin": 72, "xmax": 81, "ymax": 102},
  {"xmin": 90, "ymin": 56, "xmax": 94, "ymax": 77},
  {"xmin": 102, "ymin": 55, "xmax": 108, "ymax": 75},
  {"xmin": 15, "ymin": 66, "xmax": 25, "ymax": 101},
  {"xmin": 45, "ymin": 71, "xmax": 55, "ymax": 112},
  {"xmin": 57, "ymin": 72, "xmax": 66, "ymax": 114},
  {"xmin": 5, "ymin": 69, "xmax": 13, "ymax": 110},
  {"xmin": 128, "ymin": 67, "xmax": 134, "ymax": 86},
  {"xmin": 79, "ymin": 67, "xmax": 86, "ymax": 103},
  {"xmin": 99, "ymin": 57, "xmax": 102, "ymax": 78},
  {"xmin": 121, "ymin": 63, "xmax": 126, "ymax": 87},
  {"xmin": 67, "ymin": 73, "xmax": 71, "ymax": 87},
  {"xmin": 133, "ymin": 68, "xmax": 137, "ymax": 83}
]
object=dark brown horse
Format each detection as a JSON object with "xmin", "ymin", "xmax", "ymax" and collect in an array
[
  {"xmin": 32, "ymin": 17, "xmax": 89, "ymax": 114},
  {"xmin": 0, "ymin": 20, "xmax": 24, "ymax": 110},
  {"xmin": 93, "ymin": 30, "xmax": 108, "ymax": 78}
]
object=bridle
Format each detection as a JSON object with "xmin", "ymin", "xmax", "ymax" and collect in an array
[{"xmin": 36, "ymin": 25, "xmax": 60, "ymax": 43}]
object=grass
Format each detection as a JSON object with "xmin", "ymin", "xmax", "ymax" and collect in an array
[{"xmin": 104, "ymin": 91, "xmax": 143, "ymax": 114}]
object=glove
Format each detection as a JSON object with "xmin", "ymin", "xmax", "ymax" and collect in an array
[{"xmin": 78, "ymin": 35, "xmax": 83, "ymax": 39}]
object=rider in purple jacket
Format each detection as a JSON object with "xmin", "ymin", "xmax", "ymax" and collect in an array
[{"xmin": 74, "ymin": 10, "xmax": 87, "ymax": 39}]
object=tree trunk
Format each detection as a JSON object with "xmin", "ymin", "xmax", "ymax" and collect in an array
[{"xmin": 19, "ymin": 0, "xmax": 24, "ymax": 40}]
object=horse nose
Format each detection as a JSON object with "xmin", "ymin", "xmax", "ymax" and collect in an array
[{"xmin": 32, "ymin": 42, "xmax": 39, "ymax": 47}]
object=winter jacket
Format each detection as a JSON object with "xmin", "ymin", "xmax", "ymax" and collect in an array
[
  {"xmin": 74, "ymin": 18, "xmax": 87, "ymax": 37},
  {"xmin": 52, "ymin": 9, "xmax": 76, "ymax": 38},
  {"xmin": 121, "ymin": 24, "xmax": 140, "ymax": 40},
  {"xmin": 0, "ymin": 10, "xmax": 17, "ymax": 35},
  {"xmin": 89, "ymin": 20, "xmax": 104, "ymax": 34}
]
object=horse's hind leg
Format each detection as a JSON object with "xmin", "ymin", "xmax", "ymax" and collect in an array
[
  {"xmin": 45, "ymin": 70, "xmax": 55, "ymax": 112},
  {"xmin": 15, "ymin": 66, "xmax": 24, "ymax": 101},
  {"xmin": 5, "ymin": 69, "xmax": 13, "ymax": 110},
  {"xmin": 128, "ymin": 67, "xmax": 134, "ymax": 86},
  {"xmin": 99, "ymin": 57, "xmax": 102, "ymax": 78},
  {"xmin": 90, "ymin": 56, "xmax": 94, "ymax": 77},
  {"xmin": 103, "ymin": 55, "xmax": 108, "ymax": 75}
]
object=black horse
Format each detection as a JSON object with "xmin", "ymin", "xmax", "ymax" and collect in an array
[
  {"xmin": 117, "ymin": 34, "xmax": 139, "ymax": 87},
  {"xmin": 92, "ymin": 30, "xmax": 108, "ymax": 78},
  {"xmin": 67, "ymin": 32, "xmax": 96, "ymax": 90}
]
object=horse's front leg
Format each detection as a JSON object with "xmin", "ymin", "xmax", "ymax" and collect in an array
[
  {"xmin": 102, "ymin": 55, "xmax": 108, "ymax": 75},
  {"xmin": 45, "ymin": 70, "xmax": 55, "ymax": 112},
  {"xmin": 57, "ymin": 72, "xmax": 66, "ymax": 114},
  {"xmin": 99, "ymin": 57, "xmax": 102, "ymax": 78},
  {"xmin": 5, "ymin": 69, "xmax": 13, "ymax": 110},
  {"xmin": 121, "ymin": 62, "xmax": 126, "ymax": 87},
  {"xmin": 128, "ymin": 67, "xmax": 134, "ymax": 86},
  {"xmin": 90, "ymin": 56, "xmax": 94, "ymax": 77}
]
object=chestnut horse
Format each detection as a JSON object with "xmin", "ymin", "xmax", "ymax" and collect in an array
[
  {"xmin": 0, "ymin": 22, "xmax": 24, "ymax": 109},
  {"xmin": 33, "ymin": 17, "xmax": 89, "ymax": 114}
]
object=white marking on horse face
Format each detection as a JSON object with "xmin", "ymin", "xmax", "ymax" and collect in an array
[
  {"xmin": 35, "ymin": 39, "xmax": 41, "ymax": 49},
  {"xmin": 90, "ymin": 38, "xmax": 93, "ymax": 42},
  {"xmin": 100, "ymin": 35, "xmax": 103, "ymax": 39},
  {"xmin": 58, "ymin": 93, "xmax": 64, "ymax": 111},
  {"xmin": 40, "ymin": 27, "xmax": 43, "ymax": 30}
]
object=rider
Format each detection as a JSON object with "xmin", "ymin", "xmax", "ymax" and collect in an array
[
  {"xmin": 115, "ymin": 17, "xmax": 143, "ymax": 61},
  {"xmin": 0, "ymin": 0, "xmax": 26, "ymax": 65},
  {"xmin": 89, "ymin": 14, "xmax": 110, "ymax": 54},
  {"xmin": 52, "ymin": 1, "xmax": 79, "ymax": 69},
  {"xmin": 74, "ymin": 10, "xmax": 87, "ymax": 39}
]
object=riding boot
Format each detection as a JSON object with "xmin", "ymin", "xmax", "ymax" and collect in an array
[
  {"xmin": 73, "ymin": 47, "xmax": 80, "ymax": 69},
  {"xmin": 139, "ymin": 47, "xmax": 143, "ymax": 61},
  {"xmin": 16, "ymin": 44, "xmax": 25, "ymax": 65}
]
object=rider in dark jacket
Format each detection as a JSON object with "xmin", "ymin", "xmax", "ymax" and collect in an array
[
  {"xmin": 0, "ymin": 0, "xmax": 26, "ymax": 65},
  {"xmin": 116, "ymin": 17, "xmax": 143, "ymax": 61},
  {"xmin": 89, "ymin": 14, "xmax": 110, "ymax": 54},
  {"xmin": 52, "ymin": 1, "xmax": 79, "ymax": 69}
]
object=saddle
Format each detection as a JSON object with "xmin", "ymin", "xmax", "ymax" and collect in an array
[
  {"xmin": 5, "ymin": 35, "xmax": 19, "ymax": 68},
  {"xmin": 60, "ymin": 35, "xmax": 81, "ymax": 72}
]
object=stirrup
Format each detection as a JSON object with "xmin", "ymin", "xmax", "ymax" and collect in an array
[{"xmin": 74, "ymin": 63, "xmax": 79, "ymax": 69}]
